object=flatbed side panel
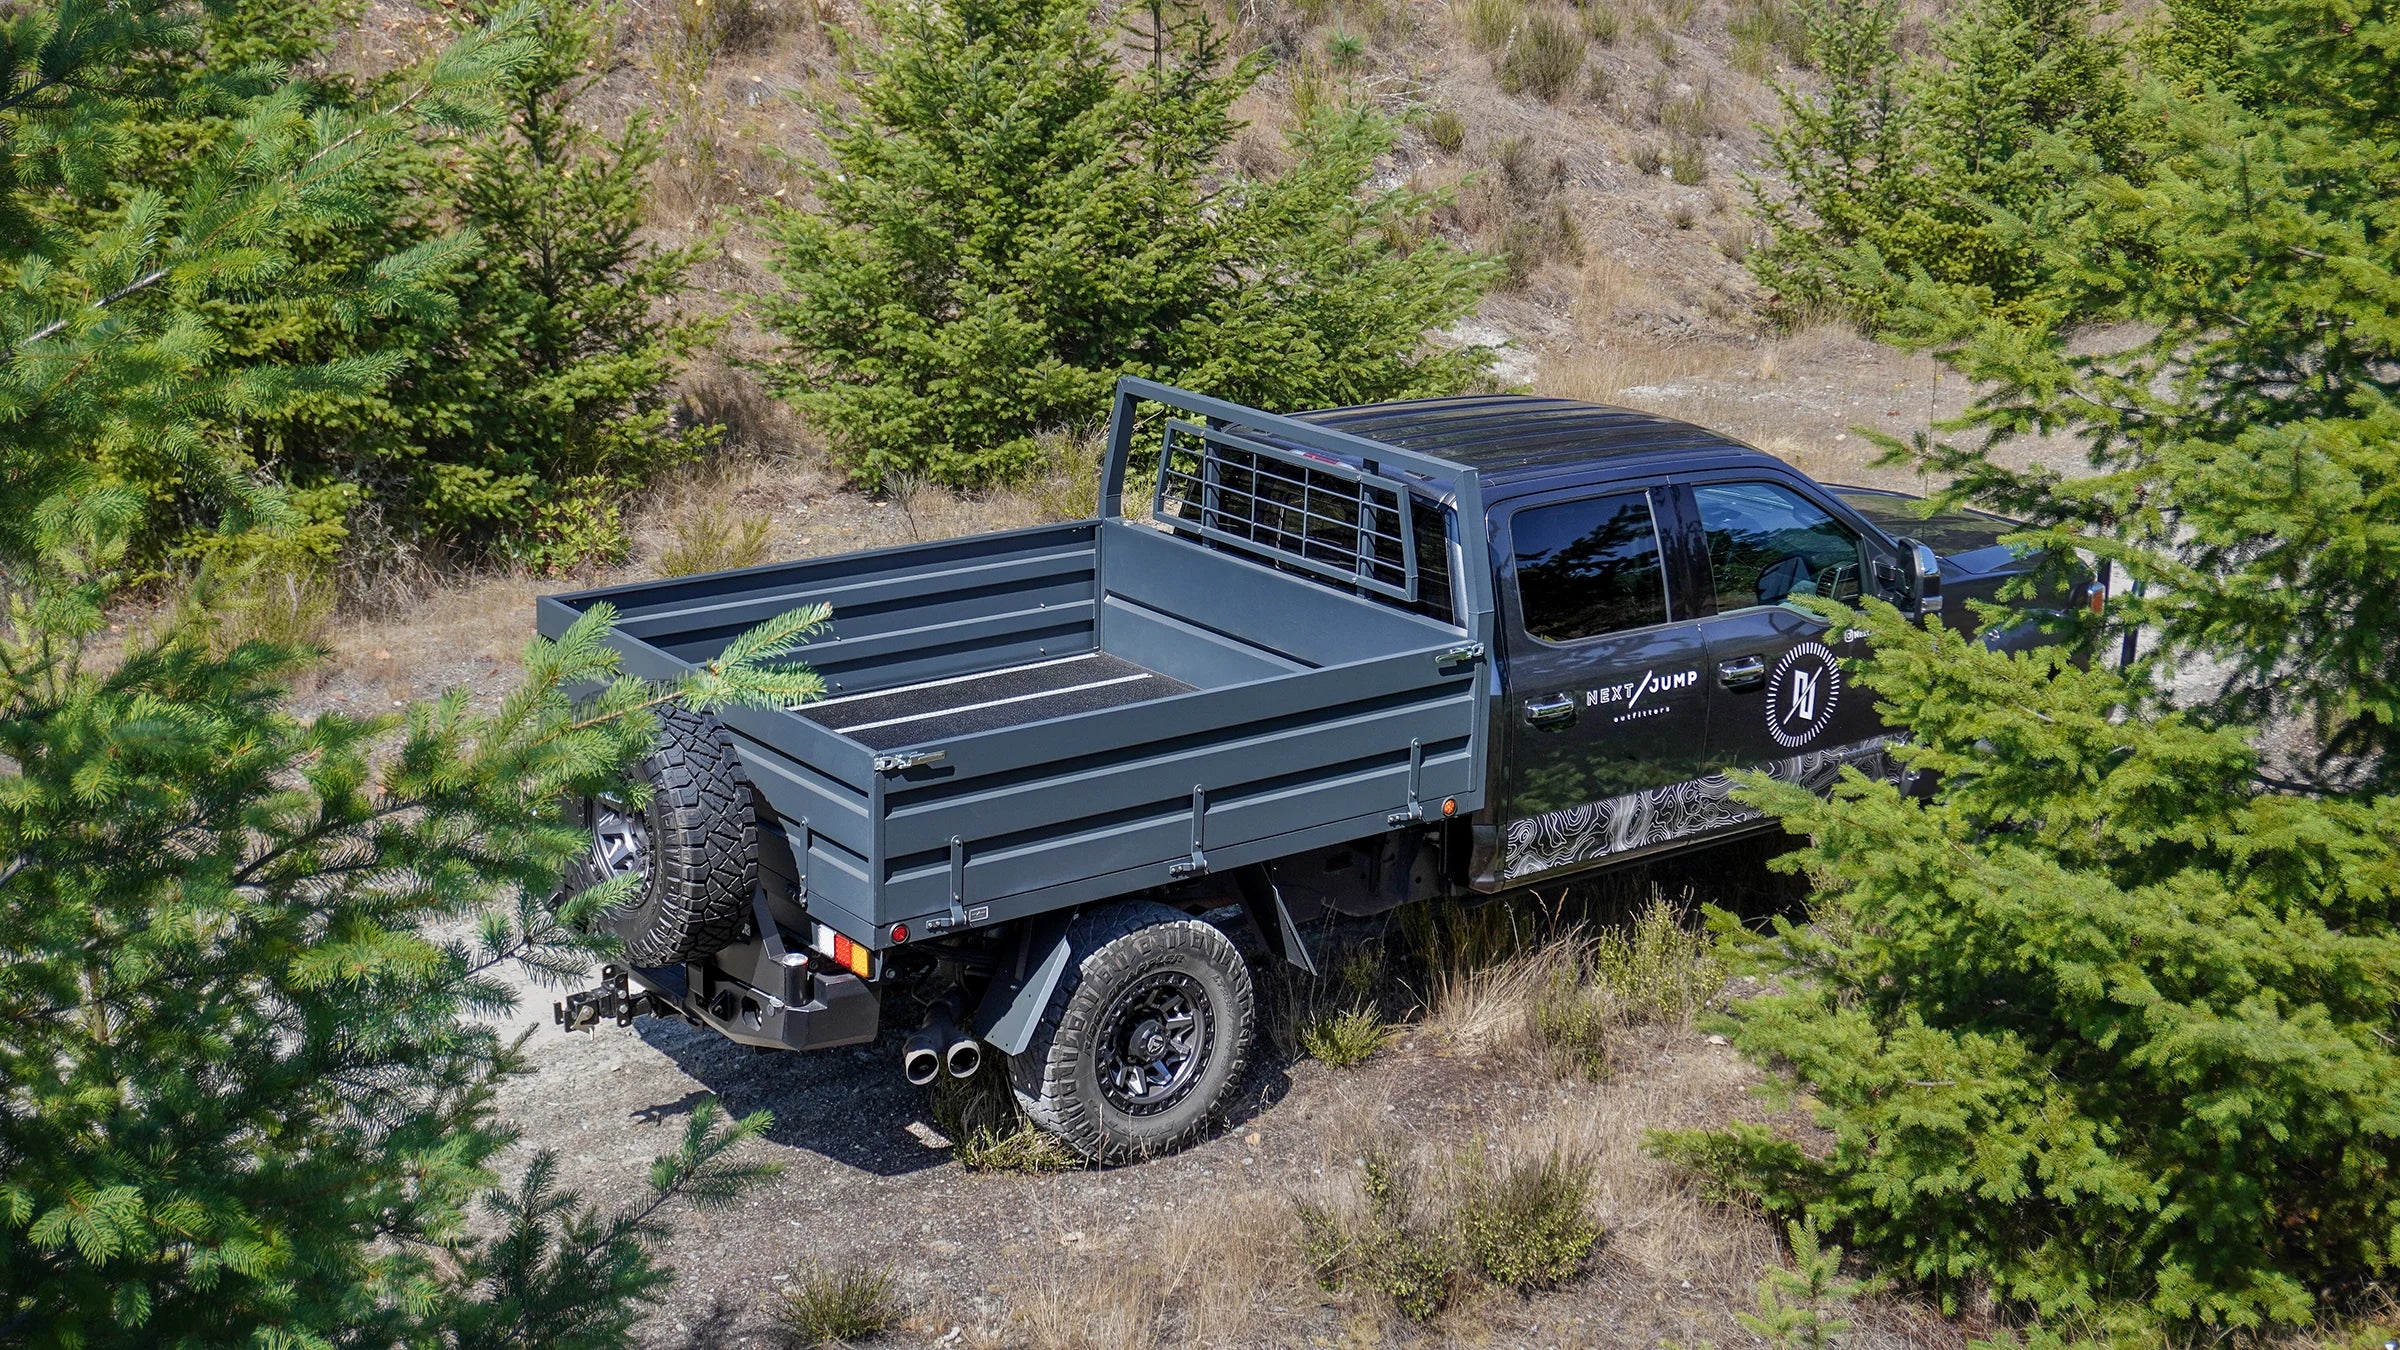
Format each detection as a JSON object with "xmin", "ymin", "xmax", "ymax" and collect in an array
[
  {"xmin": 545, "ymin": 521, "xmax": 1104, "ymax": 699},
  {"xmin": 866, "ymin": 644, "xmax": 1480, "ymax": 925},
  {"xmin": 878, "ymin": 686, "xmax": 1474, "ymax": 854},
  {"xmin": 548, "ymin": 520, "xmax": 1098, "ymax": 627}
]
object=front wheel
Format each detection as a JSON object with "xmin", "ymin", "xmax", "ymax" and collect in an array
[{"xmin": 1009, "ymin": 902, "xmax": 1256, "ymax": 1164}]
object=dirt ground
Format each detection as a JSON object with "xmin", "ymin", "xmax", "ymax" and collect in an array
[{"xmin": 483, "ymin": 898, "xmax": 1975, "ymax": 1350}]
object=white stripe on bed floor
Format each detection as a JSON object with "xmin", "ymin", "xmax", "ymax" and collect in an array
[
  {"xmin": 798, "ymin": 653, "xmax": 1101, "ymax": 709},
  {"xmin": 838, "ymin": 673, "xmax": 1155, "ymax": 733}
]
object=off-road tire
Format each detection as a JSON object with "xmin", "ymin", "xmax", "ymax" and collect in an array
[
  {"xmin": 1009, "ymin": 902, "xmax": 1256, "ymax": 1165},
  {"xmin": 562, "ymin": 705, "xmax": 757, "ymax": 966}
]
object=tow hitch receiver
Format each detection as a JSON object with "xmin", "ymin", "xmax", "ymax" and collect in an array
[{"xmin": 555, "ymin": 964, "xmax": 669, "ymax": 1032}]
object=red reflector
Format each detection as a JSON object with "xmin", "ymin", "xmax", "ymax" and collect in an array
[{"xmin": 889, "ymin": 923, "xmax": 909, "ymax": 944}]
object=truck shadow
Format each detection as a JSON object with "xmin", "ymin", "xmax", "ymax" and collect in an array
[
  {"xmin": 632, "ymin": 1011, "xmax": 1301, "ymax": 1177},
  {"xmin": 634, "ymin": 1016, "xmax": 953, "ymax": 1178}
]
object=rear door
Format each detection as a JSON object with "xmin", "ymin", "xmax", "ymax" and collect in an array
[
  {"xmin": 1681, "ymin": 477, "xmax": 1891, "ymax": 787},
  {"xmin": 1494, "ymin": 487, "xmax": 1713, "ymax": 884}
]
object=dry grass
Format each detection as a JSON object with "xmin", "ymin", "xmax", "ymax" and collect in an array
[{"xmin": 1007, "ymin": 1192, "xmax": 1298, "ymax": 1350}]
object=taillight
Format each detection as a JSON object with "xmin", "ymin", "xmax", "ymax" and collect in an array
[{"xmin": 813, "ymin": 922, "xmax": 872, "ymax": 978}]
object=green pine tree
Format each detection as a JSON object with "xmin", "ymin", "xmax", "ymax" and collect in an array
[
  {"xmin": 1747, "ymin": 0, "xmax": 2135, "ymax": 328},
  {"xmin": 38, "ymin": 0, "xmax": 717, "ymax": 575},
  {"xmin": 1660, "ymin": 0, "xmax": 2400, "ymax": 1335},
  {"xmin": 0, "ymin": 6, "xmax": 809, "ymax": 1342},
  {"xmin": 758, "ymin": 0, "xmax": 1496, "ymax": 489}
]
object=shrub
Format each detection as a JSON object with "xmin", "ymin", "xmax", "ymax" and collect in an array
[
  {"xmin": 1729, "ymin": 0, "xmax": 1806, "ymax": 73},
  {"xmin": 1590, "ymin": 899, "xmax": 1723, "ymax": 1024},
  {"xmin": 1498, "ymin": 205, "xmax": 1583, "ymax": 290},
  {"xmin": 1660, "ymin": 81, "xmax": 1716, "ymax": 135},
  {"xmin": 1299, "ymin": 1151, "xmax": 1462, "ymax": 1323},
  {"xmin": 1668, "ymin": 137, "xmax": 1707, "ymax": 184},
  {"xmin": 762, "ymin": 0, "xmax": 1497, "ymax": 488},
  {"xmin": 1499, "ymin": 8, "xmax": 1586, "ymax": 100},
  {"xmin": 1530, "ymin": 962, "xmax": 1611, "ymax": 1076},
  {"xmin": 774, "ymin": 1262, "xmax": 898, "ymax": 1347},
  {"xmin": 659, "ymin": 506, "xmax": 775, "ymax": 577},
  {"xmin": 1577, "ymin": 0, "xmax": 1620, "ymax": 43},
  {"xmin": 1324, "ymin": 30, "xmax": 1365, "ymax": 69},
  {"xmin": 1631, "ymin": 140, "xmax": 1665, "ymax": 174},
  {"xmin": 1423, "ymin": 106, "xmax": 1469, "ymax": 153},
  {"xmin": 1300, "ymin": 1006, "xmax": 1395, "ymax": 1066},
  {"xmin": 1460, "ymin": 0, "xmax": 1523, "ymax": 51},
  {"xmin": 1455, "ymin": 1143, "xmax": 1603, "ymax": 1291}
]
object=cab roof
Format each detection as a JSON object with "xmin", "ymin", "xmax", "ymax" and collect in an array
[{"xmin": 1289, "ymin": 393, "xmax": 1770, "ymax": 487}]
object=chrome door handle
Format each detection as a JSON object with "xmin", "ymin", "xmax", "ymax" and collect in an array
[
  {"xmin": 1716, "ymin": 655, "xmax": 1767, "ymax": 691},
  {"xmin": 1523, "ymin": 694, "xmax": 1578, "ymax": 727}
]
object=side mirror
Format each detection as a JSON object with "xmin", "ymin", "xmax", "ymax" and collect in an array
[{"xmin": 1897, "ymin": 537, "xmax": 1942, "ymax": 619}]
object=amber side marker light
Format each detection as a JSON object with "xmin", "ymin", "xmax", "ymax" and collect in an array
[{"xmin": 1442, "ymin": 797, "xmax": 1458, "ymax": 817}]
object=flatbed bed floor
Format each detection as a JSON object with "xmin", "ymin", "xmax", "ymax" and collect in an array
[{"xmin": 798, "ymin": 653, "xmax": 1196, "ymax": 750}]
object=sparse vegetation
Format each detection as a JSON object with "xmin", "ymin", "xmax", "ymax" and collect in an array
[
  {"xmin": 773, "ymin": 1261, "xmax": 899, "ymax": 1347},
  {"xmin": 1460, "ymin": 0, "xmax": 1524, "ymax": 51},
  {"xmin": 1669, "ymin": 137, "xmax": 1708, "ymax": 183},
  {"xmin": 1498, "ymin": 7, "xmax": 1587, "ymax": 101},
  {"xmin": 1576, "ymin": 0, "xmax": 1621, "ymax": 44},
  {"xmin": 931, "ymin": 1052, "xmax": 1080, "ymax": 1172},
  {"xmin": 1304, "ymin": 1134, "xmax": 1601, "ymax": 1319},
  {"xmin": 658, "ymin": 505, "xmax": 775, "ymax": 577},
  {"xmin": 1631, "ymin": 140, "xmax": 1666, "ymax": 174},
  {"xmin": 1423, "ymin": 106, "xmax": 1469, "ymax": 154}
]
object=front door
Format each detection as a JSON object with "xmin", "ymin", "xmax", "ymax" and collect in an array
[
  {"xmin": 1496, "ymin": 488, "xmax": 1714, "ymax": 884},
  {"xmin": 1686, "ymin": 478, "xmax": 1891, "ymax": 794}
]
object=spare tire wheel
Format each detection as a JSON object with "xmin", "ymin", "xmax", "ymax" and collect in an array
[{"xmin": 563, "ymin": 705, "xmax": 757, "ymax": 965}]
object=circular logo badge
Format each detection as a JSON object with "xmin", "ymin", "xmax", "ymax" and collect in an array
[{"xmin": 1765, "ymin": 641, "xmax": 1842, "ymax": 748}]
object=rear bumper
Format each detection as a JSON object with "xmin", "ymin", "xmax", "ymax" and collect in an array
[{"xmin": 628, "ymin": 940, "xmax": 882, "ymax": 1051}]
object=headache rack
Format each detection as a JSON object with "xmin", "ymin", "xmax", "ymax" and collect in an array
[{"xmin": 1145, "ymin": 408, "xmax": 1421, "ymax": 603}]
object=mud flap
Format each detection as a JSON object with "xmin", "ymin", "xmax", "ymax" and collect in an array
[
  {"xmin": 970, "ymin": 911, "xmax": 1076, "ymax": 1057},
  {"xmin": 1234, "ymin": 866, "xmax": 1319, "ymax": 977}
]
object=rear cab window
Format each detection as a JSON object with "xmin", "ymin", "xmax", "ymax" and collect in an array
[{"xmin": 1510, "ymin": 491, "xmax": 1671, "ymax": 642}]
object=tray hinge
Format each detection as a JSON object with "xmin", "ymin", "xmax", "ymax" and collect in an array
[
  {"xmin": 1168, "ymin": 784, "xmax": 1209, "ymax": 878},
  {"xmin": 1387, "ymin": 738, "xmax": 1427, "ymax": 826}
]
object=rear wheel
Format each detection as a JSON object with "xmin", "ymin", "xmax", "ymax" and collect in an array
[
  {"xmin": 561, "ymin": 705, "xmax": 756, "ymax": 965},
  {"xmin": 1009, "ymin": 902, "xmax": 1256, "ymax": 1164}
]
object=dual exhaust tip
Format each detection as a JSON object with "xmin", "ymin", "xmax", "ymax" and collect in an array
[{"xmin": 902, "ymin": 1000, "xmax": 982, "ymax": 1086}]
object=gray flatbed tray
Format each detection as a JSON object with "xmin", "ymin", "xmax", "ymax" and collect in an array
[{"xmin": 540, "ymin": 380, "xmax": 1498, "ymax": 950}]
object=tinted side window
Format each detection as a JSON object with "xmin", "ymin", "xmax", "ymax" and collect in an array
[
  {"xmin": 1512, "ymin": 492, "xmax": 1669, "ymax": 642},
  {"xmin": 1694, "ymin": 481, "xmax": 1864, "ymax": 612}
]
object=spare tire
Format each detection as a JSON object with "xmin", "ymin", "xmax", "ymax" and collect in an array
[{"xmin": 563, "ymin": 705, "xmax": 757, "ymax": 965}]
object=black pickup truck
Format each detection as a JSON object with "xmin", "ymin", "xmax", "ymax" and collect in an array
[{"xmin": 544, "ymin": 379, "xmax": 2067, "ymax": 1162}]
